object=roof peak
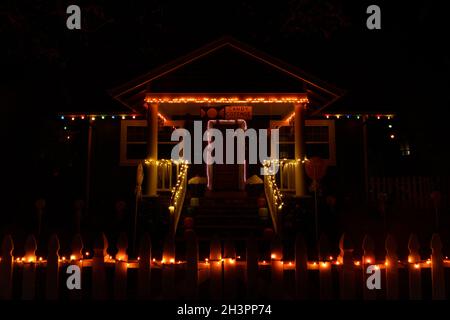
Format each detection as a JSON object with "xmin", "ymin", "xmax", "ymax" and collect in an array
[{"xmin": 109, "ymin": 36, "xmax": 344, "ymax": 113}]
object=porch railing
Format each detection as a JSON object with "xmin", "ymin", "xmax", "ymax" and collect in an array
[
  {"xmin": 156, "ymin": 159, "xmax": 180, "ymax": 192},
  {"xmin": 278, "ymin": 159, "xmax": 296, "ymax": 192}
]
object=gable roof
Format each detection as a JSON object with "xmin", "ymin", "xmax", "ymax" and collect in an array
[{"xmin": 109, "ymin": 36, "xmax": 344, "ymax": 114}]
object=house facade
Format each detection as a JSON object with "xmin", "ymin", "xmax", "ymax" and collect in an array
[{"xmin": 59, "ymin": 37, "xmax": 395, "ymax": 238}]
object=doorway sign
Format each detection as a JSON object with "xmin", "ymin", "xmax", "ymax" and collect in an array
[{"xmin": 224, "ymin": 106, "xmax": 252, "ymax": 120}]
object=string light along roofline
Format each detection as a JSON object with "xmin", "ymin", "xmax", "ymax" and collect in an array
[
  {"xmin": 144, "ymin": 95, "xmax": 309, "ymax": 104},
  {"xmin": 58, "ymin": 112, "xmax": 396, "ymax": 121}
]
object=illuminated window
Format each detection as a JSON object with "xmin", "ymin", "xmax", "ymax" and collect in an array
[{"xmin": 400, "ymin": 142, "xmax": 411, "ymax": 156}]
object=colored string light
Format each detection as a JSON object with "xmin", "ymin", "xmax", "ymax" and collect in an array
[{"xmin": 59, "ymin": 113, "xmax": 395, "ymax": 121}]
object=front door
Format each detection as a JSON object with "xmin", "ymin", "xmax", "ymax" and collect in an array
[{"xmin": 212, "ymin": 123, "xmax": 240, "ymax": 191}]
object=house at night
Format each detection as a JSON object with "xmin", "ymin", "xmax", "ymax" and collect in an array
[{"xmin": 59, "ymin": 37, "xmax": 396, "ymax": 239}]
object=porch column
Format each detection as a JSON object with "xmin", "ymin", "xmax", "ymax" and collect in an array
[
  {"xmin": 146, "ymin": 103, "xmax": 158, "ymax": 197},
  {"xmin": 294, "ymin": 103, "xmax": 307, "ymax": 197}
]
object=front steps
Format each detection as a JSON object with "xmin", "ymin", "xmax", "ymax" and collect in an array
[{"xmin": 180, "ymin": 191, "xmax": 271, "ymax": 240}]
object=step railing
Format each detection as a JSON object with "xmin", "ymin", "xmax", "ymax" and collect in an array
[
  {"xmin": 263, "ymin": 160, "xmax": 284, "ymax": 234},
  {"xmin": 168, "ymin": 160, "xmax": 189, "ymax": 234}
]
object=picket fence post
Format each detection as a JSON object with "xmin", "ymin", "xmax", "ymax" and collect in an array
[
  {"xmin": 431, "ymin": 233, "xmax": 446, "ymax": 300},
  {"xmin": 69, "ymin": 234, "xmax": 84, "ymax": 300},
  {"xmin": 270, "ymin": 236, "xmax": 284, "ymax": 299},
  {"xmin": 339, "ymin": 233, "xmax": 355, "ymax": 299},
  {"xmin": 0, "ymin": 235, "xmax": 14, "ymax": 300},
  {"xmin": 362, "ymin": 234, "xmax": 376, "ymax": 300},
  {"xmin": 223, "ymin": 238, "xmax": 237, "ymax": 299},
  {"xmin": 71, "ymin": 234, "xmax": 84, "ymax": 261},
  {"xmin": 114, "ymin": 233, "xmax": 128, "ymax": 300},
  {"xmin": 138, "ymin": 233, "xmax": 152, "ymax": 299},
  {"xmin": 246, "ymin": 236, "xmax": 258, "ymax": 299},
  {"xmin": 185, "ymin": 230, "xmax": 199, "ymax": 299},
  {"xmin": 385, "ymin": 234, "xmax": 399, "ymax": 300},
  {"xmin": 209, "ymin": 236, "xmax": 222, "ymax": 300},
  {"xmin": 318, "ymin": 234, "xmax": 332, "ymax": 299},
  {"xmin": 92, "ymin": 233, "xmax": 108, "ymax": 300},
  {"xmin": 22, "ymin": 234, "xmax": 37, "ymax": 300},
  {"xmin": 46, "ymin": 234, "xmax": 60, "ymax": 300},
  {"xmin": 407, "ymin": 234, "xmax": 421, "ymax": 300},
  {"xmin": 295, "ymin": 234, "xmax": 308, "ymax": 299},
  {"xmin": 162, "ymin": 235, "xmax": 176, "ymax": 299}
]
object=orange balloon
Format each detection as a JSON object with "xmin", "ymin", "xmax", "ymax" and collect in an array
[{"xmin": 305, "ymin": 157, "xmax": 327, "ymax": 181}]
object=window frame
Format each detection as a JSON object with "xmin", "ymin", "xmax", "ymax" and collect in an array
[
  {"xmin": 120, "ymin": 120, "xmax": 148, "ymax": 166},
  {"xmin": 272, "ymin": 119, "xmax": 336, "ymax": 166},
  {"xmin": 305, "ymin": 120, "xmax": 336, "ymax": 166}
]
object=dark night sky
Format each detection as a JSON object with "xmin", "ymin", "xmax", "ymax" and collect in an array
[
  {"xmin": 1, "ymin": 0, "xmax": 450, "ymax": 211},
  {"xmin": 2, "ymin": 0, "xmax": 449, "ymax": 114}
]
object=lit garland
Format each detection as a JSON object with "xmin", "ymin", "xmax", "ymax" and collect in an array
[
  {"xmin": 8, "ymin": 256, "xmax": 450, "ymax": 270},
  {"xmin": 9, "ymin": 256, "xmax": 433, "ymax": 267},
  {"xmin": 262, "ymin": 157, "xmax": 310, "ymax": 210},
  {"xmin": 168, "ymin": 160, "xmax": 189, "ymax": 209},
  {"xmin": 269, "ymin": 175, "xmax": 284, "ymax": 210},
  {"xmin": 143, "ymin": 158, "xmax": 190, "ymax": 211},
  {"xmin": 144, "ymin": 158, "xmax": 187, "ymax": 166},
  {"xmin": 145, "ymin": 96, "xmax": 309, "ymax": 104},
  {"xmin": 262, "ymin": 160, "xmax": 285, "ymax": 210},
  {"xmin": 265, "ymin": 158, "xmax": 308, "ymax": 166}
]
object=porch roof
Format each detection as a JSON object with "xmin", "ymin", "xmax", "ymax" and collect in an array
[{"xmin": 109, "ymin": 36, "xmax": 343, "ymax": 115}]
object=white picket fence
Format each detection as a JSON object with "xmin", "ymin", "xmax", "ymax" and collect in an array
[{"xmin": 0, "ymin": 231, "xmax": 448, "ymax": 300}]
